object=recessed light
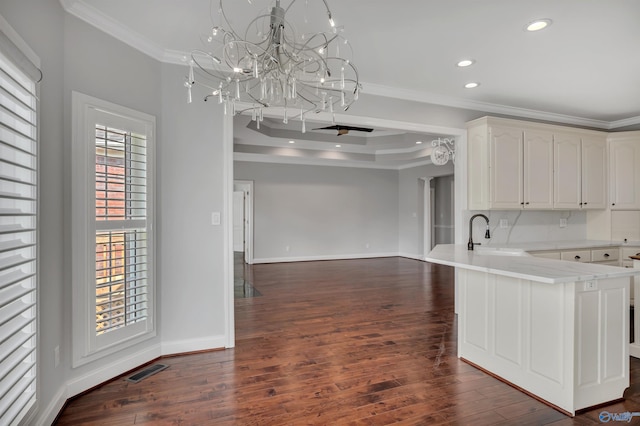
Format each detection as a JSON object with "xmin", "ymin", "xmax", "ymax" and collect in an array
[
  {"xmin": 526, "ymin": 19, "xmax": 552, "ymax": 32},
  {"xmin": 416, "ymin": 141, "xmax": 423, "ymax": 145},
  {"xmin": 288, "ymin": 140, "xmax": 295, "ymax": 144},
  {"xmin": 456, "ymin": 59, "xmax": 475, "ymax": 67},
  {"xmin": 464, "ymin": 82, "xmax": 480, "ymax": 89},
  {"xmin": 335, "ymin": 144, "xmax": 341, "ymax": 148}
]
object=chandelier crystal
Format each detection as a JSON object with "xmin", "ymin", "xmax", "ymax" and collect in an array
[
  {"xmin": 185, "ymin": 0, "xmax": 361, "ymax": 132},
  {"xmin": 430, "ymin": 138, "xmax": 455, "ymax": 165}
]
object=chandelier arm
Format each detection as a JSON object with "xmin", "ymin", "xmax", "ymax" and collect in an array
[
  {"xmin": 218, "ymin": 0, "xmax": 243, "ymax": 40},
  {"xmin": 191, "ymin": 50, "xmax": 234, "ymax": 82},
  {"xmin": 284, "ymin": 0, "xmax": 334, "ymax": 26}
]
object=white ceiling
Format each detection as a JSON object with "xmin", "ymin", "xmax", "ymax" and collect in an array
[{"xmin": 60, "ymin": 0, "xmax": 640, "ymax": 166}]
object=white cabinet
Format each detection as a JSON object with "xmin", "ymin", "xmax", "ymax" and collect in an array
[
  {"xmin": 467, "ymin": 117, "xmax": 608, "ymax": 211},
  {"xmin": 553, "ymin": 134, "xmax": 607, "ymax": 209},
  {"xmin": 581, "ymin": 136, "xmax": 607, "ymax": 209},
  {"xmin": 489, "ymin": 125, "xmax": 523, "ymax": 209},
  {"xmin": 524, "ymin": 130, "xmax": 554, "ymax": 209},
  {"xmin": 489, "ymin": 126, "xmax": 553, "ymax": 209},
  {"xmin": 609, "ymin": 133, "xmax": 640, "ymax": 210},
  {"xmin": 458, "ymin": 268, "xmax": 630, "ymax": 415},
  {"xmin": 553, "ymin": 133, "xmax": 581, "ymax": 209}
]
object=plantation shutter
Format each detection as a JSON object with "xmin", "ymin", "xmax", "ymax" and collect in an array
[
  {"xmin": 94, "ymin": 124, "xmax": 148, "ymax": 336},
  {"xmin": 0, "ymin": 47, "xmax": 37, "ymax": 424}
]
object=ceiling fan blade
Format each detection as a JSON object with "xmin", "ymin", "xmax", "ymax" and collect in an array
[{"xmin": 311, "ymin": 125, "xmax": 374, "ymax": 133}]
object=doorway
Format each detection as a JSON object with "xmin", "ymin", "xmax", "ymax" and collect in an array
[
  {"xmin": 422, "ymin": 174, "xmax": 455, "ymax": 257},
  {"xmin": 233, "ymin": 180, "xmax": 258, "ymax": 298}
]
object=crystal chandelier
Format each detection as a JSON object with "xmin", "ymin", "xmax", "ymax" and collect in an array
[{"xmin": 185, "ymin": 0, "xmax": 361, "ymax": 132}]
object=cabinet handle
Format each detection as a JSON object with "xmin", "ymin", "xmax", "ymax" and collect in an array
[
  {"xmin": 525, "ymin": 202, "xmax": 530, "ymax": 205},
  {"xmin": 612, "ymin": 203, "xmax": 616, "ymax": 206},
  {"xmin": 604, "ymin": 253, "xmax": 610, "ymax": 258},
  {"xmin": 579, "ymin": 202, "xmax": 583, "ymax": 205},
  {"xmin": 636, "ymin": 253, "xmax": 640, "ymax": 256},
  {"xmin": 584, "ymin": 202, "xmax": 588, "ymax": 205},
  {"xmin": 520, "ymin": 202, "xmax": 524, "ymax": 205},
  {"xmin": 575, "ymin": 255, "xmax": 581, "ymax": 260}
]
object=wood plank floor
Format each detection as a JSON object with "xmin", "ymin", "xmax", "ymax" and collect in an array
[{"xmin": 55, "ymin": 257, "xmax": 640, "ymax": 425}]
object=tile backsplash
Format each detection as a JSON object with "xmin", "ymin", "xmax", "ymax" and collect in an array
[{"xmin": 465, "ymin": 210, "xmax": 587, "ymax": 245}]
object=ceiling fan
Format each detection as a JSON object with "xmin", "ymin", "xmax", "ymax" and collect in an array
[{"xmin": 312, "ymin": 125, "xmax": 374, "ymax": 136}]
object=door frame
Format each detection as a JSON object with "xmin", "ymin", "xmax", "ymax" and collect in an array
[
  {"xmin": 234, "ymin": 180, "xmax": 254, "ymax": 264},
  {"xmin": 224, "ymin": 111, "xmax": 468, "ymax": 347}
]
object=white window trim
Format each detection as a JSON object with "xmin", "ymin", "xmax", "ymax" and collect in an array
[{"xmin": 71, "ymin": 91, "xmax": 156, "ymax": 368}]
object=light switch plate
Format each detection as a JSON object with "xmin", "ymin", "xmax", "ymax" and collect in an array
[
  {"xmin": 499, "ymin": 219, "xmax": 508, "ymax": 229},
  {"xmin": 211, "ymin": 212, "xmax": 221, "ymax": 225},
  {"xmin": 559, "ymin": 218, "xmax": 568, "ymax": 228}
]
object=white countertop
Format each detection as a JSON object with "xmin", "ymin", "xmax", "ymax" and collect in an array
[
  {"xmin": 425, "ymin": 244, "xmax": 640, "ymax": 284},
  {"xmin": 483, "ymin": 239, "xmax": 640, "ymax": 251}
]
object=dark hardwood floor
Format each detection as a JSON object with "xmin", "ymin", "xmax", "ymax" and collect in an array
[{"xmin": 55, "ymin": 257, "xmax": 640, "ymax": 425}]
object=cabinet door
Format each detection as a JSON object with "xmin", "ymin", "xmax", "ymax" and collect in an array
[
  {"xmin": 610, "ymin": 139, "xmax": 640, "ymax": 209},
  {"xmin": 524, "ymin": 130, "xmax": 554, "ymax": 209},
  {"xmin": 581, "ymin": 136, "xmax": 607, "ymax": 209},
  {"xmin": 553, "ymin": 133, "xmax": 581, "ymax": 209},
  {"xmin": 489, "ymin": 126, "xmax": 523, "ymax": 209}
]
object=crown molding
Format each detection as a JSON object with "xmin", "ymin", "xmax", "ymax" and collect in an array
[
  {"xmin": 59, "ymin": 0, "xmax": 166, "ymax": 61},
  {"xmin": 608, "ymin": 115, "xmax": 640, "ymax": 130},
  {"xmin": 360, "ymin": 82, "xmax": 621, "ymax": 130},
  {"xmin": 60, "ymin": 1, "xmax": 640, "ymax": 131}
]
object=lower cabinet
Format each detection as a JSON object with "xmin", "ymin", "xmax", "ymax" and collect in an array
[
  {"xmin": 529, "ymin": 247, "xmax": 620, "ymax": 266},
  {"xmin": 458, "ymin": 269, "xmax": 629, "ymax": 415}
]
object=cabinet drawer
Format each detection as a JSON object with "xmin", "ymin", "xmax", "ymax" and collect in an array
[
  {"xmin": 561, "ymin": 250, "xmax": 591, "ymax": 262},
  {"xmin": 621, "ymin": 247, "xmax": 640, "ymax": 260},
  {"xmin": 591, "ymin": 248, "xmax": 619, "ymax": 262},
  {"xmin": 530, "ymin": 251, "xmax": 561, "ymax": 260}
]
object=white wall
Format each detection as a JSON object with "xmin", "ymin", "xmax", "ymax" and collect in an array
[
  {"xmin": 234, "ymin": 161, "xmax": 399, "ymax": 261},
  {"xmin": 159, "ymin": 63, "xmax": 229, "ymax": 352},
  {"xmin": 398, "ymin": 163, "xmax": 454, "ymax": 258}
]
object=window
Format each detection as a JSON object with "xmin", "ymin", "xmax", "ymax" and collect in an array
[
  {"xmin": 0, "ymin": 49, "xmax": 37, "ymax": 423},
  {"xmin": 72, "ymin": 93, "xmax": 155, "ymax": 367}
]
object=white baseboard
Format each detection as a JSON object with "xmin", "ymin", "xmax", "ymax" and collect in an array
[
  {"xmin": 65, "ymin": 343, "xmax": 162, "ymax": 398},
  {"xmin": 253, "ymin": 252, "xmax": 399, "ymax": 264},
  {"xmin": 161, "ymin": 335, "xmax": 226, "ymax": 356},
  {"xmin": 34, "ymin": 343, "xmax": 162, "ymax": 425},
  {"xmin": 398, "ymin": 252, "xmax": 426, "ymax": 261},
  {"xmin": 34, "ymin": 386, "xmax": 67, "ymax": 426},
  {"xmin": 35, "ymin": 335, "xmax": 228, "ymax": 425}
]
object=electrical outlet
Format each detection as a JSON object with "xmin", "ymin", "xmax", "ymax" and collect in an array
[
  {"xmin": 285, "ymin": 245, "xmax": 290, "ymax": 252},
  {"xmin": 54, "ymin": 346, "xmax": 60, "ymax": 368},
  {"xmin": 499, "ymin": 219, "xmax": 508, "ymax": 229},
  {"xmin": 365, "ymin": 243, "xmax": 370, "ymax": 249},
  {"xmin": 559, "ymin": 218, "xmax": 567, "ymax": 228},
  {"xmin": 585, "ymin": 281, "xmax": 597, "ymax": 291}
]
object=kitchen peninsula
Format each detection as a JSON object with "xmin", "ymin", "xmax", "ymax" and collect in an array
[{"xmin": 426, "ymin": 244, "xmax": 640, "ymax": 416}]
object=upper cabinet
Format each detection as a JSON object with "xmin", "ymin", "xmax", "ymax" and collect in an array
[
  {"xmin": 554, "ymin": 133, "xmax": 607, "ymax": 209},
  {"xmin": 581, "ymin": 136, "xmax": 607, "ymax": 209},
  {"xmin": 467, "ymin": 117, "xmax": 607, "ymax": 211},
  {"xmin": 609, "ymin": 133, "xmax": 640, "ymax": 210}
]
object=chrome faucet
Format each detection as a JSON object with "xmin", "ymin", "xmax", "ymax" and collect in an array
[{"xmin": 468, "ymin": 214, "xmax": 490, "ymax": 250}]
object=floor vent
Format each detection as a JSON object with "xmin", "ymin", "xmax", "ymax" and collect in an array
[{"xmin": 127, "ymin": 364, "xmax": 169, "ymax": 383}]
